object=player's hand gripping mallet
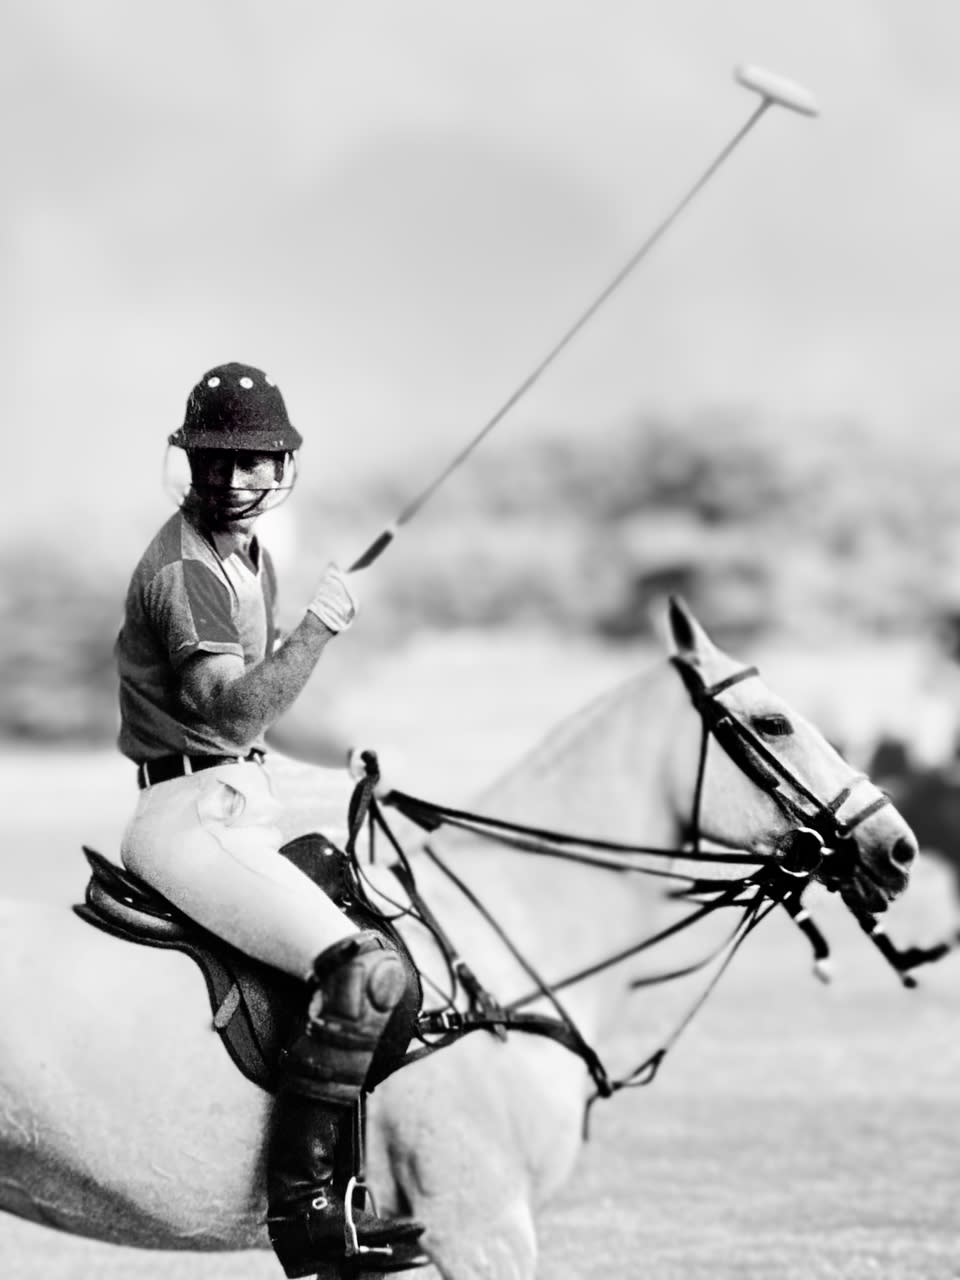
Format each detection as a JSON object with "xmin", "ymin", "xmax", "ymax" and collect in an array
[{"xmin": 350, "ymin": 65, "xmax": 819, "ymax": 572}]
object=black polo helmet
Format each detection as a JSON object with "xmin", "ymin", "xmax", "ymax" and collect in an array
[{"xmin": 168, "ymin": 362, "xmax": 304, "ymax": 453}]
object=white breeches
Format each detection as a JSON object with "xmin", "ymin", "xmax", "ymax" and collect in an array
[{"xmin": 120, "ymin": 761, "xmax": 355, "ymax": 979}]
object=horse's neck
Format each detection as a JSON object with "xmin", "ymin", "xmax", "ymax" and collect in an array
[
  {"xmin": 471, "ymin": 659, "xmax": 679, "ymax": 842},
  {"xmin": 412, "ymin": 660, "xmax": 683, "ymax": 1020}
]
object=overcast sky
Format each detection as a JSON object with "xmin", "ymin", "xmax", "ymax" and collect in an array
[{"xmin": 5, "ymin": 1, "xmax": 960, "ymax": 541}]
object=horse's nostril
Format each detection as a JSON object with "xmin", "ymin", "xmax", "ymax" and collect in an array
[{"xmin": 891, "ymin": 836, "xmax": 917, "ymax": 868}]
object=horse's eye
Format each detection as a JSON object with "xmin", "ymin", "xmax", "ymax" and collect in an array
[{"xmin": 751, "ymin": 714, "xmax": 793, "ymax": 737}]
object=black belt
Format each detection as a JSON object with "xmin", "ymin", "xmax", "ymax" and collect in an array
[{"xmin": 136, "ymin": 750, "xmax": 265, "ymax": 790}]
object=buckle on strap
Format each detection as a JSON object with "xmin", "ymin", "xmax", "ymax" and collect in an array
[{"xmin": 419, "ymin": 1008, "xmax": 464, "ymax": 1035}]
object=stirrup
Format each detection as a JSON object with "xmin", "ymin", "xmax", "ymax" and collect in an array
[
  {"xmin": 343, "ymin": 1175, "xmax": 393, "ymax": 1260},
  {"xmin": 342, "ymin": 1176, "xmax": 430, "ymax": 1271}
]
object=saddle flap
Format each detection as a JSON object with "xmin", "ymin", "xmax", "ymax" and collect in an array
[
  {"xmin": 278, "ymin": 832, "xmax": 357, "ymax": 900},
  {"xmin": 74, "ymin": 834, "xmax": 421, "ymax": 1094}
]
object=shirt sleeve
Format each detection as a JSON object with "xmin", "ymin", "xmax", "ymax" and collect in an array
[{"xmin": 146, "ymin": 557, "xmax": 243, "ymax": 669}]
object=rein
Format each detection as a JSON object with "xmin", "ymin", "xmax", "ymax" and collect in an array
[
  {"xmin": 344, "ymin": 659, "xmax": 938, "ymax": 1110},
  {"xmin": 367, "ymin": 789, "xmax": 821, "ymax": 1106}
]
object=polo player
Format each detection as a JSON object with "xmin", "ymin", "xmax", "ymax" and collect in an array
[{"xmin": 113, "ymin": 363, "xmax": 424, "ymax": 1275}]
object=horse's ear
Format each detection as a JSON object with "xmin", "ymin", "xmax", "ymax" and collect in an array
[{"xmin": 666, "ymin": 595, "xmax": 716, "ymax": 661}]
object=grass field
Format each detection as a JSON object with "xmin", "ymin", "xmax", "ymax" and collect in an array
[{"xmin": 1, "ymin": 632, "xmax": 958, "ymax": 1280}]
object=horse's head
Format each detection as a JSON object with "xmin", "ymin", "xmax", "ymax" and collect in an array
[{"xmin": 663, "ymin": 597, "xmax": 916, "ymax": 915}]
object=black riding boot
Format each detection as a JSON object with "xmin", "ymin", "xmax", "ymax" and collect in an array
[{"xmin": 267, "ymin": 931, "xmax": 425, "ymax": 1278}]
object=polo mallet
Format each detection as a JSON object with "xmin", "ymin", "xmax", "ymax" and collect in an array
[{"xmin": 350, "ymin": 64, "xmax": 819, "ymax": 572}]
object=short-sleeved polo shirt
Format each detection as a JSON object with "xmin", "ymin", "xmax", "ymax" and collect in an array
[{"xmin": 115, "ymin": 510, "xmax": 277, "ymax": 761}]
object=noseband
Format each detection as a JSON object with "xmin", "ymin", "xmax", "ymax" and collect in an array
[{"xmin": 671, "ymin": 657, "xmax": 891, "ymax": 880}]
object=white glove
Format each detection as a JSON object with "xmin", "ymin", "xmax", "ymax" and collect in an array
[{"xmin": 307, "ymin": 563, "xmax": 358, "ymax": 633}]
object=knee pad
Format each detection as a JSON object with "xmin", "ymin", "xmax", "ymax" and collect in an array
[{"xmin": 281, "ymin": 931, "xmax": 406, "ymax": 1104}]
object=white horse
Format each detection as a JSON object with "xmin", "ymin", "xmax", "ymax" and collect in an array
[{"xmin": 0, "ymin": 600, "xmax": 916, "ymax": 1278}]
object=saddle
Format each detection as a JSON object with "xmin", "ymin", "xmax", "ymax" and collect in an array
[{"xmin": 73, "ymin": 833, "xmax": 423, "ymax": 1094}]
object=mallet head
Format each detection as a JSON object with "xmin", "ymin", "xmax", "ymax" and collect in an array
[{"xmin": 734, "ymin": 64, "xmax": 819, "ymax": 117}]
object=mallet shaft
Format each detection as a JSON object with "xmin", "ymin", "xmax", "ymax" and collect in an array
[{"xmin": 351, "ymin": 66, "xmax": 816, "ymax": 573}]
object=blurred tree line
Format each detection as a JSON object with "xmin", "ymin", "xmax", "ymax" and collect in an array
[
  {"xmin": 5, "ymin": 410, "xmax": 960, "ymax": 743},
  {"xmin": 317, "ymin": 410, "xmax": 960, "ymax": 644}
]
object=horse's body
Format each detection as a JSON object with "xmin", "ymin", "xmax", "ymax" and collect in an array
[{"xmin": 0, "ymin": 604, "xmax": 916, "ymax": 1278}]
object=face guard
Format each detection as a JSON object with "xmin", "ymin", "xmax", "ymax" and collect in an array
[{"xmin": 182, "ymin": 449, "xmax": 299, "ymax": 529}]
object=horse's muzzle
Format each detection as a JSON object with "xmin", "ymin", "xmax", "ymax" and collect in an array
[{"xmin": 843, "ymin": 833, "xmax": 916, "ymax": 914}]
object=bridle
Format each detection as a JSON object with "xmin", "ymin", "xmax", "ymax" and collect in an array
[
  {"xmin": 343, "ymin": 657, "xmax": 918, "ymax": 1108},
  {"xmin": 670, "ymin": 656, "xmax": 892, "ymax": 885}
]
